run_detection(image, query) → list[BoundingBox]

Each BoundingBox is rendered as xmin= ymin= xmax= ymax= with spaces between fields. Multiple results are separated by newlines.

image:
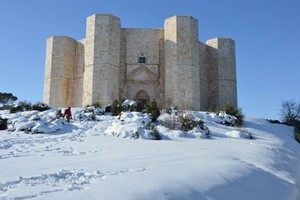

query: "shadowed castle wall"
xmin=72 ymin=40 xmax=85 ymax=107
xmin=206 ymin=38 xmax=237 ymax=109
xmin=199 ymin=42 xmax=208 ymax=111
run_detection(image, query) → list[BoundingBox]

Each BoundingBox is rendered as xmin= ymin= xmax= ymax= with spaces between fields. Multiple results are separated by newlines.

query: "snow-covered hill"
xmin=0 ymin=109 xmax=299 ymax=200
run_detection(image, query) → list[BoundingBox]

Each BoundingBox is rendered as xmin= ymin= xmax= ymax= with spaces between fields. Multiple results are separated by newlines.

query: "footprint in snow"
xmin=0 ymin=168 xmax=146 ymax=199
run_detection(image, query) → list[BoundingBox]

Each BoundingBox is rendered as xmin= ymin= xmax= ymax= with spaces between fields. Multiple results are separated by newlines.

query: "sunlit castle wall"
xmin=82 ymin=14 xmax=121 ymax=107
xmin=43 ymin=14 xmax=237 ymax=111
xmin=164 ymin=16 xmax=200 ymax=110
xmin=121 ymin=28 xmax=164 ymax=106
xmin=43 ymin=36 xmax=76 ymax=107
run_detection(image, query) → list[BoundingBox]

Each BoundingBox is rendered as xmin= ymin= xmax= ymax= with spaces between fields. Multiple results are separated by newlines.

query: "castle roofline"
xmin=47 ymin=36 xmax=76 ymax=41
xmin=87 ymin=13 xmax=120 ymax=21
xmin=165 ymin=15 xmax=198 ymax=21
xmin=122 ymin=28 xmax=163 ymax=31
xmin=206 ymin=37 xmax=235 ymax=45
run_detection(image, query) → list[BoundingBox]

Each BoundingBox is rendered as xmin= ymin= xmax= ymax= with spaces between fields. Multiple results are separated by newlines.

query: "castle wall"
xmin=206 ymin=42 xmax=219 ymax=110
xmin=119 ymin=30 xmax=127 ymax=102
xmin=43 ymin=36 xmax=76 ymax=107
xmin=83 ymin=14 xmax=121 ymax=107
xmin=44 ymin=14 xmax=237 ymax=111
xmin=199 ymin=42 xmax=208 ymax=110
xmin=164 ymin=16 xmax=200 ymax=110
xmin=158 ymin=37 xmax=165 ymax=108
xmin=217 ymin=38 xmax=237 ymax=109
xmin=72 ymin=40 xmax=85 ymax=107
xmin=122 ymin=29 xmax=163 ymax=104
xmin=206 ymin=38 xmax=237 ymax=109
xmin=164 ymin=17 xmax=176 ymax=108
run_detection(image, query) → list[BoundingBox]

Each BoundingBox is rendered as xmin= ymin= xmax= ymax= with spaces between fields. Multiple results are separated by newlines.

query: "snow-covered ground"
xmin=0 ymin=109 xmax=300 ymax=200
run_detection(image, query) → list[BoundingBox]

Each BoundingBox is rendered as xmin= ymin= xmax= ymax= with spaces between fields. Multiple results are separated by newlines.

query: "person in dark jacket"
xmin=64 ymin=107 xmax=72 ymax=122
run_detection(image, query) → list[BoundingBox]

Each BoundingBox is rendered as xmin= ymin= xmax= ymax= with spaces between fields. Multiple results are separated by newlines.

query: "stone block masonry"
xmin=44 ymin=14 xmax=237 ymax=111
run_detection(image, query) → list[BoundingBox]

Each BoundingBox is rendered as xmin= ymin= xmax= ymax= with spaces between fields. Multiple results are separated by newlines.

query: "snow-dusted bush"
xmin=32 ymin=102 xmax=50 ymax=112
xmin=144 ymin=122 xmax=161 ymax=140
xmin=179 ymin=113 xmax=204 ymax=132
xmin=73 ymin=107 xmax=105 ymax=121
xmin=31 ymin=123 xmax=59 ymax=134
xmin=160 ymin=113 xmax=180 ymax=130
xmin=158 ymin=112 xmax=210 ymax=139
xmin=188 ymin=125 xmax=210 ymax=138
xmin=145 ymin=100 xmax=160 ymax=122
xmin=119 ymin=112 xmax=151 ymax=124
xmin=94 ymin=107 xmax=105 ymax=115
xmin=0 ymin=117 xmax=8 ymax=130
xmin=122 ymin=99 xmax=137 ymax=111
xmin=28 ymin=114 xmax=40 ymax=121
xmin=223 ymin=104 xmax=244 ymax=127
xmin=225 ymin=130 xmax=254 ymax=139
xmin=104 ymin=112 xmax=161 ymax=140
xmin=84 ymin=106 xmax=105 ymax=115
xmin=105 ymin=105 xmax=112 ymax=112
xmin=295 ymin=133 xmax=300 ymax=143
xmin=9 ymin=102 xmax=50 ymax=113
xmin=74 ymin=111 xmax=95 ymax=121
xmin=15 ymin=120 xmax=37 ymax=132
xmin=18 ymin=101 xmax=32 ymax=111
xmin=217 ymin=111 xmax=237 ymax=126
xmin=294 ymin=121 xmax=300 ymax=143
xmin=9 ymin=105 xmax=24 ymax=113
xmin=166 ymin=106 xmax=178 ymax=115
xmin=111 ymin=100 xmax=123 ymax=116
xmin=149 ymin=127 xmax=161 ymax=140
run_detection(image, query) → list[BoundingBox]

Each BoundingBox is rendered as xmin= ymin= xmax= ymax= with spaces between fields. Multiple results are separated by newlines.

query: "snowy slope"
xmin=0 ymin=110 xmax=299 ymax=200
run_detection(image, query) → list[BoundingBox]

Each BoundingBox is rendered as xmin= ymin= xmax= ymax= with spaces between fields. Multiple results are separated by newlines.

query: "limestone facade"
xmin=43 ymin=14 xmax=237 ymax=110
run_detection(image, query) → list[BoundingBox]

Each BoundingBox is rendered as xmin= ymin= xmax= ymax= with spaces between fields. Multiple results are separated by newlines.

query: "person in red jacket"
xmin=64 ymin=107 xmax=72 ymax=122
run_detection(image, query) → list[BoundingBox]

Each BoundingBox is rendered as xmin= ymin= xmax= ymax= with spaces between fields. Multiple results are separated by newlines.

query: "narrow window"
xmin=138 ymin=53 xmax=146 ymax=64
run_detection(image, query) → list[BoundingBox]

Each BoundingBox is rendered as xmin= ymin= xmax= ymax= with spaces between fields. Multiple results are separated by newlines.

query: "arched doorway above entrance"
xmin=134 ymin=90 xmax=149 ymax=111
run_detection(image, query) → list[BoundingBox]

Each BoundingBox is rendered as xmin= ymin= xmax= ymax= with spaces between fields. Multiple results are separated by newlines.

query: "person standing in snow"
xmin=64 ymin=107 xmax=72 ymax=122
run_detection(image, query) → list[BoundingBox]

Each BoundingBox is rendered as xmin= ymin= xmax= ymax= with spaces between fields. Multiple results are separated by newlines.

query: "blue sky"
xmin=0 ymin=0 xmax=299 ymax=119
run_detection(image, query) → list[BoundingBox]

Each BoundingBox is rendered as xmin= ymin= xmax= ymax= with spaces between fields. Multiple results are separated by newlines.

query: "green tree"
xmin=223 ymin=103 xmax=244 ymax=127
xmin=0 ymin=92 xmax=18 ymax=108
xmin=111 ymin=100 xmax=123 ymax=116
xmin=145 ymin=100 xmax=160 ymax=122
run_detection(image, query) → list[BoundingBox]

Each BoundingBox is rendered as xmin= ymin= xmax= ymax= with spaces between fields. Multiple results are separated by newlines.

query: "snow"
xmin=0 ymin=109 xmax=300 ymax=199
xmin=122 ymin=99 xmax=137 ymax=108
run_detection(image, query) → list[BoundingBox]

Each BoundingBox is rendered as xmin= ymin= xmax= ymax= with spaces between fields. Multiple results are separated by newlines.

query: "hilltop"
xmin=0 ymin=108 xmax=299 ymax=199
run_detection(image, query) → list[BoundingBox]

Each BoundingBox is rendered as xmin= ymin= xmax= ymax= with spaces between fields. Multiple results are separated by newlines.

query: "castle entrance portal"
xmin=135 ymin=90 xmax=149 ymax=111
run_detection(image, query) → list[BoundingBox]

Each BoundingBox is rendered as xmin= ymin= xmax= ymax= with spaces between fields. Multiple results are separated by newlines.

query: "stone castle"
xmin=44 ymin=14 xmax=237 ymax=110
